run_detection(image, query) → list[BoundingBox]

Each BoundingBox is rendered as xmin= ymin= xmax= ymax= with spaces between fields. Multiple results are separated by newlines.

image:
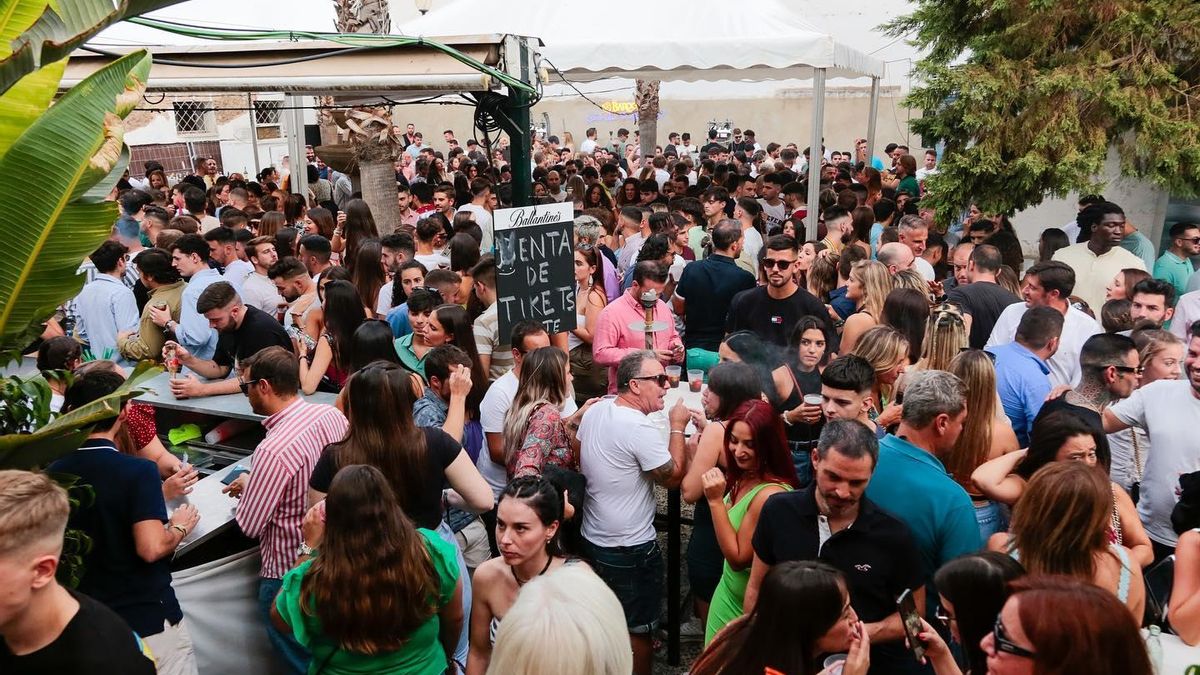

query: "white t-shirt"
xmin=579 ymin=398 xmax=671 ymax=547
xmin=1109 ymin=379 xmax=1200 ymax=546
xmin=223 ymin=259 xmax=253 ymax=293
xmin=738 ymin=227 xmax=764 ymax=278
xmin=478 ymin=370 xmax=577 ymax=498
xmin=457 ymin=203 xmax=494 ymax=253
xmin=579 ymin=138 xmax=598 ymax=155
xmin=757 ymin=199 xmax=788 ymax=233
xmin=414 ymin=252 xmax=451 ymax=272
xmin=986 ymin=302 xmax=1102 ymax=387
xmin=377 ymin=280 xmax=395 ymax=316
xmin=914 ymin=256 xmax=936 ymax=281
xmin=241 ymin=272 xmax=285 ymax=315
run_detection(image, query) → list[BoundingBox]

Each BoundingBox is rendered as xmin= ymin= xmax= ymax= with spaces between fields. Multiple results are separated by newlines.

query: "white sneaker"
xmin=678 ymin=617 xmax=706 ymax=641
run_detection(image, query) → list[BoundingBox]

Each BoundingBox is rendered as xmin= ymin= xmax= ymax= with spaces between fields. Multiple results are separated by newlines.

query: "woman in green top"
xmin=272 ymin=464 xmax=463 ymax=675
xmin=702 ymin=400 xmax=800 ymax=643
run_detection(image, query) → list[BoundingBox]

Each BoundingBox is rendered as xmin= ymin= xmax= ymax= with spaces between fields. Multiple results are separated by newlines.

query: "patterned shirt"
xmin=235 ymin=398 xmax=348 ymax=579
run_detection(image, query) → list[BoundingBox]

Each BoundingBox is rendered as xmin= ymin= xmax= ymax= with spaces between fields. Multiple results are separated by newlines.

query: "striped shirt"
xmin=235 ymin=398 xmax=348 ymax=579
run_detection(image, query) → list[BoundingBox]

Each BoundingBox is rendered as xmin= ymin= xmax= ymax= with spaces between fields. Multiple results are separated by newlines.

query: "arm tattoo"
xmin=649 ymin=458 xmax=677 ymax=485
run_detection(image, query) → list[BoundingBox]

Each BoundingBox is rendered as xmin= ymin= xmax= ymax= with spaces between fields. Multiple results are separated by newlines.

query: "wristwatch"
xmin=297 ymin=542 xmax=315 ymax=557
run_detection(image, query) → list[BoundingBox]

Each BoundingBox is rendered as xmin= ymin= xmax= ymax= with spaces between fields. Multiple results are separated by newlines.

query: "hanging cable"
xmin=540 ymin=57 xmax=634 ymax=117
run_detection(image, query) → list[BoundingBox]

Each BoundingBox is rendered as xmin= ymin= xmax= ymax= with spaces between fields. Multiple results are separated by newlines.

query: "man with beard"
xmin=725 ymin=235 xmax=834 ymax=347
xmin=743 ymin=420 xmax=921 ymax=670
xmin=270 ymin=257 xmax=319 ymax=338
xmin=162 ymin=281 xmax=292 ymax=398
xmin=376 ymin=232 xmax=415 ymax=316
xmin=1105 ymin=321 xmax=1200 ymax=563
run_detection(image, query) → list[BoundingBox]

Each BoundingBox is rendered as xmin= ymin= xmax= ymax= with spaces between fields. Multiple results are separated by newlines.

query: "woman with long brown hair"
xmin=568 ymin=245 xmax=609 ymax=404
xmin=946 ymin=350 xmax=1019 ymax=540
xmin=501 ymin=347 xmax=576 ymax=478
xmin=702 ymin=400 xmax=800 ymax=642
xmin=298 ymin=280 xmax=367 ymax=394
xmin=331 ymin=198 xmax=379 ymax=270
xmin=987 ymin=462 xmax=1145 ymax=619
xmin=351 ymin=238 xmax=387 ymax=317
xmin=274 ymin=463 xmax=464 ymax=674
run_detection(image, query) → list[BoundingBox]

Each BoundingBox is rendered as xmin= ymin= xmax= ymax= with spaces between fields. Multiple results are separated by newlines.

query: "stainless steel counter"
xmin=134 ymin=372 xmax=338 ymax=422
xmin=169 ymin=457 xmax=252 ymax=557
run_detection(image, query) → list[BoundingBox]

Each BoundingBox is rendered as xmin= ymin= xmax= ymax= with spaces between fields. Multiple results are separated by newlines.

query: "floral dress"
xmin=506 ymin=402 xmax=577 ymax=479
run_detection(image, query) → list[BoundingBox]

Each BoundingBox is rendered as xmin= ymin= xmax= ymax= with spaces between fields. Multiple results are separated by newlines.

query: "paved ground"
xmin=651 ymin=487 xmax=704 ymax=674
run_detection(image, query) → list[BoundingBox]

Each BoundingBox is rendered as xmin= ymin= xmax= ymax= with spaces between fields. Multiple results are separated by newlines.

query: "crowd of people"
xmin=3 ymin=121 xmax=1199 ymax=675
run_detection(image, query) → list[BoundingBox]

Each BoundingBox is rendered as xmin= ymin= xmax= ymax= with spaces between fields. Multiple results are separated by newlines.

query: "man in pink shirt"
xmin=593 ymin=261 xmax=684 ymax=392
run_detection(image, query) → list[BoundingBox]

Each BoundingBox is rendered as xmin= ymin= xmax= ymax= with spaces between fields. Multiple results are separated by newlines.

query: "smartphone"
xmin=897 ymin=588 xmax=926 ymax=662
xmin=221 ymin=466 xmax=250 ymax=485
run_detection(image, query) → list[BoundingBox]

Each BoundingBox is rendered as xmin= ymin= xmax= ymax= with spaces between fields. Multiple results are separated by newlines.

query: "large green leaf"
xmin=0 ymin=49 xmax=148 ymax=356
xmin=0 ymin=55 xmax=63 ymax=163
xmin=0 ymin=361 xmax=161 ymax=469
xmin=0 ymin=0 xmax=183 ymax=95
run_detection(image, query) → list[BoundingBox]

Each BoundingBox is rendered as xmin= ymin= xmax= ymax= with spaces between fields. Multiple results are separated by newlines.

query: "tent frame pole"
xmin=806 ymin=68 xmax=826 ymax=241
xmin=866 ymin=76 xmax=880 ymax=168
xmin=284 ymin=93 xmax=307 ymax=193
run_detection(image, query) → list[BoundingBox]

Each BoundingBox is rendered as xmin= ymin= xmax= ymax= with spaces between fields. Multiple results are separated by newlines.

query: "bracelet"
xmin=781 ymin=411 xmax=793 ymax=426
xmin=670 ymin=429 xmax=685 ymax=435
xmin=169 ymin=523 xmax=188 ymax=537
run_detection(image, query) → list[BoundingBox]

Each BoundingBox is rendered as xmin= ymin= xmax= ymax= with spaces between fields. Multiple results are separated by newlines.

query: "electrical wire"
xmin=79 ymin=44 xmax=378 ymax=68
xmin=541 ymin=57 xmax=635 ymax=117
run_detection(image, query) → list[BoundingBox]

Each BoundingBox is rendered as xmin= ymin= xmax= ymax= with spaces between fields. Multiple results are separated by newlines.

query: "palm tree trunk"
xmin=635 ymin=79 xmax=660 ymax=158
xmin=360 ymin=159 xmax=400 ymax=234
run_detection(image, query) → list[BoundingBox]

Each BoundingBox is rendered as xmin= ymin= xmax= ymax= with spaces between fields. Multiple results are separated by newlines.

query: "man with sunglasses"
xmin=162 ymin=281 xmax=293 ymax=399
xmin=579 ymin=350 xmax=693 ymax=675
xmin=220 ymin=347 xmax=347 ymax=674
xmin=1154 ymin=222 xmax=1200 ymax=298
xmin=726 ymin=235 xmax=835 ymax=348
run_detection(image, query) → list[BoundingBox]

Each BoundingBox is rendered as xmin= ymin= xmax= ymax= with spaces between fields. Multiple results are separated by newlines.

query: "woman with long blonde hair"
xmin=917 ymin=304 xmax=969 ymax=372
xmin=849 ymin=325 xmax=908 ymax=428
xmin=987 ymin=462 xmax=1145 ymax=619
xmin=841 ymin=260 xmax=893 ymax=353
xmin=947 ymin=350 xmax=1019 ymax=540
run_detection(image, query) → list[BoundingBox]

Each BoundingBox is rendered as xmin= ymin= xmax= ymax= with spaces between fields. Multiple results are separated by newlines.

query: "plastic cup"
xmin=803 ymin=394 xmax=823 ymax=407
xmin=665 ymin=365 xmax=682 ymax=388
xmin=823 ymin=654 xmax=846 ymax=674
xmin=687 ymin=369 xmax=704 ymax=392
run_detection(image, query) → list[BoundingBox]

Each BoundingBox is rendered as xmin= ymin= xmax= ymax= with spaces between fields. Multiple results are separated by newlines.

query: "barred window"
xmin=173 ymin=101 xmax=214 ymax=135
xmin=254 ymin=100 xmax=283 ymax=126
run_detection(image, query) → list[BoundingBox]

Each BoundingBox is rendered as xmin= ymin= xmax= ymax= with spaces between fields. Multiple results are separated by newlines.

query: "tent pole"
xmin=866 ymin=76 xmax=880 ymax=167
xmin=506 ymin=87 xmax=532 ymax=207
xmin=284 ymin=93 xmax=307 ymax=194
xmin=806 ymin=68 xmax=826 ymax=241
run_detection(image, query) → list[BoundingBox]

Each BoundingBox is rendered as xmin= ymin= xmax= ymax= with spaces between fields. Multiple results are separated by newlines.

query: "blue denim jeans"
xmin=258 ymin=577 xmax=309 ymax=675
xmin=584 ymin=539 xmax=664 ymax=634
xmin=434 ymin=520 xmax=471 ymax=668
xmin=974 ymin=500 xmax=1009 ymax=542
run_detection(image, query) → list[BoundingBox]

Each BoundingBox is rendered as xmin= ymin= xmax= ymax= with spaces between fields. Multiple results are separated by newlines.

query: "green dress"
xmin=704 ymin=482 xmax=791 ymax=643
xmin=274 ymin=528 xmax=459 ymax=674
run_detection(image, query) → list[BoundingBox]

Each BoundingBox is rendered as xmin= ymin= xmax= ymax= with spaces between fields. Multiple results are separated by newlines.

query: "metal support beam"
xmin=499 ymin=36 xmax=534 ymax=207
xmin=283 ymin=93 xmax=308 ymax=195
xmin=247 ymin=93 xmax=261 ymax=178
xmin=866 ymin=76 xmax=880 ymax=169
xmin=805 ymin=68 xmax=826 ymax=241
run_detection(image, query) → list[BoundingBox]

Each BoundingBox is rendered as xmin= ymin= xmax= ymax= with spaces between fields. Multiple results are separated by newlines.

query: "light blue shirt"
xmin=987 ymin=341 xmax=1051 ymax=447
xmin=75 ymin=274 xmax=139 ymax=365
xmin=177 ymin=267 xmax=221 ymax=361
xmin=1120 ymin=231 xmax=1157 ymax=271
xmin=865 ymin=434 xmax=983 ymax=588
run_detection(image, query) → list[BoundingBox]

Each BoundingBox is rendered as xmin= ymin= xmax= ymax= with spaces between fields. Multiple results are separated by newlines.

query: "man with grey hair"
xmin=673 ymin=219 xmax=755 ymax=371
xmin=898 ymin=214 xmax=936 ymax=281
xmin=574 ymin=214 xmax=620 ymax=301
xmin=865 ymin=370 xmax=981 ymax=611
xmin=744 ymin=419 xmax=921 ymax=668
xmin=876 ymin=241 xmax=915 ymax=276
xmin=578 ymin=349 xmax=693 ymax=675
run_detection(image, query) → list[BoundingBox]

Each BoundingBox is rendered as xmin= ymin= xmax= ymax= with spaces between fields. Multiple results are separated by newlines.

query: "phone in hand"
xmin=898 ymin=588 xmax=926 ymax=662
xmin=221 ymin=466 xmax=250 ymax=486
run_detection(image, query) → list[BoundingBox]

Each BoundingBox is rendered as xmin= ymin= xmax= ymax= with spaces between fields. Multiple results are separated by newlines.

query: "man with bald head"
xmin=947 ymin=242 xmax=975 ymax=290
xmin=545 ymin=170 xmax=567 ymax=203
xmin=877 ymin=242 xmax=915 ymax=276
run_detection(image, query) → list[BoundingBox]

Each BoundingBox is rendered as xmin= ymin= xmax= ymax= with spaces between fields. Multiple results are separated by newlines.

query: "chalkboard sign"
xmin=494 ymin=202 xmax=577 ymax=338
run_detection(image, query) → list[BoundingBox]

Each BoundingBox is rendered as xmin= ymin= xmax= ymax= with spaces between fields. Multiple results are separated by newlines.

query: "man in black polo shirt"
xmin=745 ymin=420 xmax=923 ymax=673
xmin=945 ymin=244 xmax=1020 ymax=349
xmin=673 ymin=220 xmax=756 ymax=372
xmin=165 ymin=281 xmax=294 ymax=398
xmin=726 ymin=234 xmax=836 ymax=348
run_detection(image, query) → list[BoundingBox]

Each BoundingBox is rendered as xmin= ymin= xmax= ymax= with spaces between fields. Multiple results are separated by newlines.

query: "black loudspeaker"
xmin=304 ymin=124 xmax=322 ymax=148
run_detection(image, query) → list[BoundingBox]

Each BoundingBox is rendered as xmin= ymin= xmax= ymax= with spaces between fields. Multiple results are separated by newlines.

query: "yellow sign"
xmin=600 ymin=100 xmax=638 ymax=114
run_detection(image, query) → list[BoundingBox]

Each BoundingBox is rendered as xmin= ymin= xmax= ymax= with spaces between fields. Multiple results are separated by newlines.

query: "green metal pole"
xmin=507 ymin=86 xmax=532 ymax=207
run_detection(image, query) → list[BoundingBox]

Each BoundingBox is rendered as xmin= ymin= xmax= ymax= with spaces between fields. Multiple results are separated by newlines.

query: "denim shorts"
xmin=584 ymin=539 xmax=664 ymax=634
xmin=974 ymin=500 xmax=1009 ymax=542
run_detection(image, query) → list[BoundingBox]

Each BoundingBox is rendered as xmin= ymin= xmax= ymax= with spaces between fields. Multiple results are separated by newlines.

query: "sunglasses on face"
xmin=993 ymin=615 xmax=1037 ymax=659
xmin=239 ymin=378 xmax=264 ymax=395
xmin=762 ymin=258 xmax=796 ymax=270
xmin=630 ymin=374 xmax=670 ymax=388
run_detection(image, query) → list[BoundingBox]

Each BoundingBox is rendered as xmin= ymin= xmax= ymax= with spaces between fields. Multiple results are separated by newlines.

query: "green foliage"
xmin=47 ymin=471 xmax=94 ymax=587
xmin=890 ymin=0 xmax=1200 ymax=225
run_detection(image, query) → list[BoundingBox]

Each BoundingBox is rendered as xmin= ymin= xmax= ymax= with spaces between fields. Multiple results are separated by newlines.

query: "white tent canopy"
xmin=398 ymin=0 xmax=885 ymax=82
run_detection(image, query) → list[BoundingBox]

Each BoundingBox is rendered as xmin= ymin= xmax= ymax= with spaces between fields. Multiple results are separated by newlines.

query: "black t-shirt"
xmin=1035 ymin=397 xmax=1103 ymax=433
xmin=309 ymin=427 xmax=462 ymax=530
xmin=675 ymin=254 xmax=756 ymax=350
xmin=726 ymin=285 xmax=837 ymax=350
xmin=946 ymin=281 xmax=1020 ymax=349
xmin=47 ymin=441 xmax=180 ymax=637
xmin=700 ymin=142 xmax=726 ymax=156
xmin=0 ymin=590 xmax=156 ymax=674
xmin=213 ymin=305 xmax=294 ymax=368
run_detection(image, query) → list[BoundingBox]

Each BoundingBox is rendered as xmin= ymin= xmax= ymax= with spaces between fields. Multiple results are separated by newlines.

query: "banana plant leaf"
xmin=0 ymin=49 xmax=149 ymax=361
xmin=0 ymin=0 xmax=183 ymax=95
xmin=0 ymin=360 xmax=161 ymax=468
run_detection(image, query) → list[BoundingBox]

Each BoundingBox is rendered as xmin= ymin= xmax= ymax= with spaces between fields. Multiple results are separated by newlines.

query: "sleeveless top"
xmin=1008 ymin=539 xmax=1133 ymax=603
xmin=488 ymin=557 xmax=582 ymax=645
